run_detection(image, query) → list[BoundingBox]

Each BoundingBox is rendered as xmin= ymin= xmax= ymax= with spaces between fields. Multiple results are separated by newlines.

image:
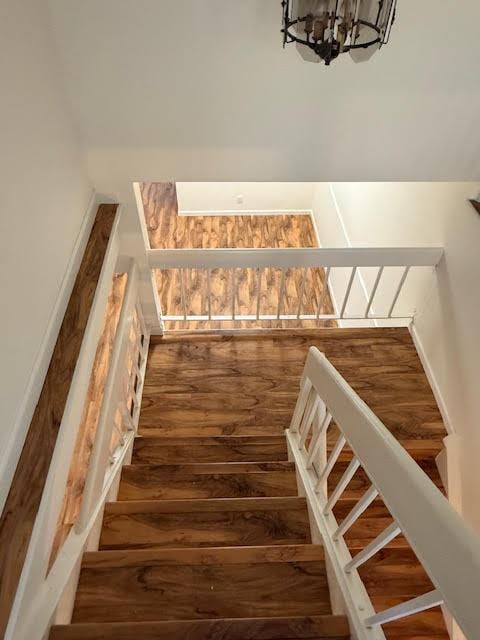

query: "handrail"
xmin=148 ymin=246 xmax=444 ymax=325
xmin=148 ymin=246 xmax=444 ymax=269
xmin=7 ymin=257 xmax=150 ymax=640
xmin=288 ymin=347 xmax=480 ymax=639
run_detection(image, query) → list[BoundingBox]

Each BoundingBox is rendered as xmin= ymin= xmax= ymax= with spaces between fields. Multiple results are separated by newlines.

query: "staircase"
xmin=50 ymin=436 xmax=350 ymax=639
xmin=50 ymin=328 xmax=452 ymax=640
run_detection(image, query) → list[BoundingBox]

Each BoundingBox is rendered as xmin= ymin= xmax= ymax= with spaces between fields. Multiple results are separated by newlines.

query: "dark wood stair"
xmin=51 ymin=615 xmax=350 ymax=640
xmin=99 ymin=497 xmax=311 ymax=549
xmin=51 ymin=329 xmax=453 ymax=640
xmin=118 ymin=461 xmax=298 ymax=500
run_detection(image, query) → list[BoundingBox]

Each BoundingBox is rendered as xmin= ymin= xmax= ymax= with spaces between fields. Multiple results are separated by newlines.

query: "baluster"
xmin=345 ymin=521 xmax=401 ymax=573
xmin=333 ymin=484 xmax=379 ymax=540
xmin=323 ymin=456 xmax=360 ymax=514
xmin=180 ymin=268 xmax=187 ymax=320
xmin=277 ymin=268 xmax=286 ymax=319
xmin=315 ymin=433 xmax=346 ymax=492
xmin=316 ymin=267 xmax=331 ymax=318
xmin=297 ymin=267 xmax=307 ymax=319
xmin=290 ymin=378 xmax=313 ymax=432
xmin=365 ymin=590 xmax=443 ymax=628
xmin=340 ymin=266 xmax=357 ymax=318
xmin=365 ymin=266 xmax=384 ymax=318
xmin=207 ymin=268 xmax=212 ymax=319
xmin=299 ymin=397 xmax=322 ymax=449
xmin=256 ymin=267 xmax=262 ymax=320
xmin=388 ymin=266 xmax=410 ymax=318
xmin=306 ymin=411 xmax=332 ymax=468
xmin=232 ymin=268 xmax=236 ymax=320
xmin=298 ymin=387 xmax=319 ymax=437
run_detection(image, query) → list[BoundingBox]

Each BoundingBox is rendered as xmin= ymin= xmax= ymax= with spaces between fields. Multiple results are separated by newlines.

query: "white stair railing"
xmin=147 ymin=246 xmax=443 ymax=324
xmin=6 ymin=256 xmax=150 ymax=640
xmin=287 ymin=347 xmax=480 ymax=640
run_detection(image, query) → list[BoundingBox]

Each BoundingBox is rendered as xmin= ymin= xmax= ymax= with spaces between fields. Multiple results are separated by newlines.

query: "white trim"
xmin=328 ymin=183 xmax=378 ymax=326
xmin=408 ymin=321 xmax=455 ymax=435
xmin=287 ymin=431 xmax=386 ymax=640
xmin=0 ymin=190 xmax=105 ymax=515
xmin=178 ymin=208 xmax=314 ymax=216
xmin=147 ymin=247 xmax=444 ymax=270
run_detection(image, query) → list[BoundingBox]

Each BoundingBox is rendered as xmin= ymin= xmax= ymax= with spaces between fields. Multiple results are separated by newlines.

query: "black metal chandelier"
xmin=281 ymin=0 xmax=397 ymax=66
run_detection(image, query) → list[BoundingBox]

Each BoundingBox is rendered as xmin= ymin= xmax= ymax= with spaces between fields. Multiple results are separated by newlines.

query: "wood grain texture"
xmin=50 ymin=615 xmax=350 ymax=640
xmin=118 ymin=464 xmax=298 ymax=500
xmin=138 ymin=329 xmax=447 ymax=639
xmin=50 ymin=272 xmax=127 ymax=564
xmin=73 ymin=545 xmax=329 ymax=623
xmin=0 ymin=204 xmax=118 ymax=637
xmin=132 ymin=435 xmax=289 ymax=464
xmin=140 ymin=182 xmax=336 ymax=330
xmin=99 ymin=497 xmax=311 ymax=550
xmin=141 ymin=329 xmax=445 ymax=445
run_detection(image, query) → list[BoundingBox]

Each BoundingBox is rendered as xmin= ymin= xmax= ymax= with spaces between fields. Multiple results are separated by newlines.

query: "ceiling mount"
xmin=281 ymin=0 xmax=397 ymax=66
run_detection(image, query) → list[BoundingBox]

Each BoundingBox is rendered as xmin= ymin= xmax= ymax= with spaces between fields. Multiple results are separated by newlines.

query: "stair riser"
xmin=100 ymin=509 xmax=311 ymax=550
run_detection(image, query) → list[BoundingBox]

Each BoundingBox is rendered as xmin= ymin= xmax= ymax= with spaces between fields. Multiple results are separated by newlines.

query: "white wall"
xmin=0 ymin=2 xmax=91 ymax=499
xmin=176 ymin=182 xmax=314 ymax=214
xmin=47 ymin=0 xmax=480 ymax=197
xmin=317 ymin=182 xmax=480 ymax=532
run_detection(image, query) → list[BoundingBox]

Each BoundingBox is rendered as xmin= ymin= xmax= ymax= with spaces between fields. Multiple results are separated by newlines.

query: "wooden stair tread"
xmin=73 ymin=545 xmax=330 ymax=623
xmin=100 ymin=498 xmax=311 ymax=550
xmin=139 ymin=424 xmax=287 ymax=437
xmin=119 ymin=464 xmax=297 ymax=500
xmin=51 ymin=615 xmax=350 ymax=640
xmin=132 ymin=435 xmax=289 ymax=464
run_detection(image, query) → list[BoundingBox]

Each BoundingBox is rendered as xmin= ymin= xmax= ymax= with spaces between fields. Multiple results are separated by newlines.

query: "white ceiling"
xmin=48 ymin=0 xmax=480 ymax=182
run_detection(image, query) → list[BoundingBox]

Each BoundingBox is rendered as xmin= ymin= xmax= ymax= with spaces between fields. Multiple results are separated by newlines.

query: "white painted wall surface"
xmin=321 ymin=182 xmax=480 ymax=532
xmin=176 ymin=182 xmax=314 ymax=214
xmin=0 ymin=2 xmax=91 ymax=499
xmin=47 ymin=0 xmax=480 ymax=197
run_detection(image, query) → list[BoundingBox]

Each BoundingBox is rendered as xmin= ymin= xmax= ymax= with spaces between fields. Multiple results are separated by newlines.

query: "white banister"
xmin=340 ymin=266 xmax=357 ymax=318
xmin=149 ymin=247 xmax=443 ymax=326
xmin=333 ymin=485 xmax=379 ymax=540
xmin=287 ymin=347 xmax=480 ymax=640
xmin=148 ymin=247 xmax=444 ymax=269
xmin=324 ymin=456 xmax=360 ymax=514
xmin=76 ymin=260 xmax=139 ymax=532
xmin=366 ymin=589 xmax=444 ymax=627
xmin=345 ymin=521 xmax=402 ymax=573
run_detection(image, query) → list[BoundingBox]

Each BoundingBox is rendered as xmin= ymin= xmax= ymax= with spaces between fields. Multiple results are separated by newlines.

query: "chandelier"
xmin=281 ymin=0 xmax=397 ymax=65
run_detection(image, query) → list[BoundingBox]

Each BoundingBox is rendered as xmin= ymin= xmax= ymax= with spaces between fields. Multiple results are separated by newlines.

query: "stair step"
xmin=132 ymin=436 xmax=289 ymax=464
xmin=119 ymin=463 xmax=297 ymax=500
xmin=100 ymin=497 xmax=311 ymax=550
xmin=51 ymin=615 xmax=350 ymax=640
xmin=73 ymin=545 xmax=330 ymax=623
xmin=139 ymin=424 xmax=286 ymax=437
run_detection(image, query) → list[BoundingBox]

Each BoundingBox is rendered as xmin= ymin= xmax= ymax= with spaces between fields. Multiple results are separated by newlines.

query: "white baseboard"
xmin=0 ymin=190 xmax=105 ymax=515
xmin=409 ymin=321 xmax=454 ymax=435
xmin=178 ymin=208 xmax=314 ymax=217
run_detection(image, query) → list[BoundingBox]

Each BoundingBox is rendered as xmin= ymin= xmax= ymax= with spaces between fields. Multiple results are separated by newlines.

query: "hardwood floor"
xmin=140 ymin=182 xmax=336 ymax=330
xmin=51 ymin=327 xmax=448 ymax=640
xmin=0 ymin=204 xmax=118 ymax=638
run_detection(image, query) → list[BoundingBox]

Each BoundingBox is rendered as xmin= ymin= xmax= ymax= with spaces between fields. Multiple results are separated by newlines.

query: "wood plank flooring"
xmin=0 ymin=204 xmax=118 ymax=638
xmin=140 ymin=182 xmax=336 ymax=330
